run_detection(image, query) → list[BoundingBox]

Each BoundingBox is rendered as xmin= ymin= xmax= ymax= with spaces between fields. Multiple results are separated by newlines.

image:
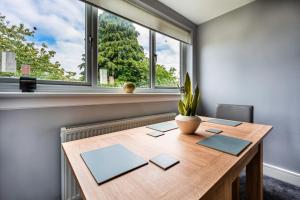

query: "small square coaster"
xmin=206 ymin=128 xmax=222 ymax=134
xmin=150 ymin=154 xmax=180 ymax=170
xmin=147 ymin=131 xmax=165 ymax=138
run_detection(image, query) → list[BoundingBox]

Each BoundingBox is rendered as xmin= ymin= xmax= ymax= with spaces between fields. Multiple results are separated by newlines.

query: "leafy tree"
xmin=97 ymin=11 xmax=177 ymax=87
xmin=0 ymin=14 xmax=75 ymax=80
xmin=156 ymin=64 xmax=178 ymax=86
xmin=98 ymin=12 xmax=149 ymax=87
xmin=78 ymin=53 xmax=86 ymax=81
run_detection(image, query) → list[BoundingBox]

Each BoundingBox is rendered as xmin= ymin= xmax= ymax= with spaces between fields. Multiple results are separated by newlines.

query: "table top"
xmin=62 ymin=117 xmax=272 ymax=200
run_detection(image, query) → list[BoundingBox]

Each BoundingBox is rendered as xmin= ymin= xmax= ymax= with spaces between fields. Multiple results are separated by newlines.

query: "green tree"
xmin=0 ymin=14 xmax=75 ymax=80
xmin=156 ymin=64 xmax=178 ymax=86
xmin=78 ymin=53 xmax=86 ymax=81
xmin=97 ymin=11 xmax=178 ymax=87
xmin=98 ymin=11 xmax=149 ymax=87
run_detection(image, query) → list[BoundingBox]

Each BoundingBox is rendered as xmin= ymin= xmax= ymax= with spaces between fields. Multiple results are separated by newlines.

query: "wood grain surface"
xmin=62 ymin=117 xmax=272 ymax=200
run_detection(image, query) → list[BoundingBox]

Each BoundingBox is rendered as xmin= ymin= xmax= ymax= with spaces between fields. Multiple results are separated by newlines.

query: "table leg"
xmin=246 ymin=142 xmax=263 ymax=200
xmin=202 ymin=178 xmax=232 ymax=200
xmin=232 ymin=176 xmax=240 ymax=200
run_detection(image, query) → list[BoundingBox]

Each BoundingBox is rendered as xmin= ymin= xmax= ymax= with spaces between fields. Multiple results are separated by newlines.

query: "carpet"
xmin=239 ymin=175 xmax=300 ymax=200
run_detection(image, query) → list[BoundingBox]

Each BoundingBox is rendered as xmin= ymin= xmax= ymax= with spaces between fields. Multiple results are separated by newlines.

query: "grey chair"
xmin=215 ymin=104 xmax=254 ymax=199
xmin=216 ymin=104 xmax=254 ymax=123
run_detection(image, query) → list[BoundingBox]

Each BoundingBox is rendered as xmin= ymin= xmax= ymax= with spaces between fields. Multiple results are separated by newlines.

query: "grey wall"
xmin=197 ymin=0 xmax=300 ymax=173
xmin=0 ymin=102 xmax=177 ymax=200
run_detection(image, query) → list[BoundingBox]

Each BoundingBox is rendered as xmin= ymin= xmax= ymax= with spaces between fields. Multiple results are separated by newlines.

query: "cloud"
xmin=134 ymin=24 xmax=150 ymax=58
xmin=134 ymin=24 xmax=180 ymax=77
xmin=0 ymin=0 xmax=85 ymax=76
xmin=156 ymin=33 xmax=180 ymax=76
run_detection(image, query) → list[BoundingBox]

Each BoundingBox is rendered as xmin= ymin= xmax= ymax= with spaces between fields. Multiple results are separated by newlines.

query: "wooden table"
xmin=62 ymin=117 xmax=272 ymax=200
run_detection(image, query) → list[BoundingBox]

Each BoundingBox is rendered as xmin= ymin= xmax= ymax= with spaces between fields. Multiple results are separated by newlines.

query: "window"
xmin=0 ymin=0 xmax=186 ymax=90
xmin=97 ymin=9 xmax=150 ymax=88
xmin=0 ymin=0 xmax=86 ymax=82
xmin=155 ymin=32 xmax=180 ymax=87
xmin=96 ymin=8 xmax=182 ymax=88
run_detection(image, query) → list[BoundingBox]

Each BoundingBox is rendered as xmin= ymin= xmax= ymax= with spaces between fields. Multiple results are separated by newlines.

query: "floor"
xmin=240 ymin=175 xmax=300 ymax=200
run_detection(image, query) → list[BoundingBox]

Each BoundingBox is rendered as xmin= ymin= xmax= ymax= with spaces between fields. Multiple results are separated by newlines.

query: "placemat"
xmin=207 ymin=118 xmax=242 ymax=127
xmin=81 ymin=144 xmax=148 ymax=184
xmin=147 ymin=122 xmax=178 ymax=132
xmin=197 ymin=135 xmax=252 ymax=156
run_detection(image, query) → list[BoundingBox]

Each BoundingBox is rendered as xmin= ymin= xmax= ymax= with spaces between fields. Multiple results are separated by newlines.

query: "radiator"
xmin=60 ymin=112 xmax=176 ymax=200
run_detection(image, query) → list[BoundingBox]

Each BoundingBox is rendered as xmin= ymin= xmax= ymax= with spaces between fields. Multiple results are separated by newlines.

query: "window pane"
xmin=0 ymin=0 xmax=86 ymax=82
xmin=155 ymin=32 xmax=180 ymax=87
xmin=97 ymin=9 xmax=150 ymax=88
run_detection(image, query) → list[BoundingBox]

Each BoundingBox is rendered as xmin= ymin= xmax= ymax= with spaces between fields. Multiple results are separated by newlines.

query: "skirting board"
xmin=263 ymin=163 xmax=300 ymax=187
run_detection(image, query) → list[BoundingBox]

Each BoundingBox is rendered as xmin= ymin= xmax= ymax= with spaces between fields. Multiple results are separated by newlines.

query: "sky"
xmin=0 ymin=0 xmax=180 ymax=79
xmin=134 ymin=24 xmax=180 ymax=77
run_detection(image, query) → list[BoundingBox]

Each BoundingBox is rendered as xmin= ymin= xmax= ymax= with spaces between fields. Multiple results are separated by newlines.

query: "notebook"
xmin=81 ymin=144 xmax=148 ymax=184
xmin=197 ymin=135 xmax=252 ymax=156
xmin=147 ymin=122 xmax=178 ymax=132
xmin=207 ymin=118 xmax=242 ymax=127
xmin=150 ymin=154 xmax=180 ymax=170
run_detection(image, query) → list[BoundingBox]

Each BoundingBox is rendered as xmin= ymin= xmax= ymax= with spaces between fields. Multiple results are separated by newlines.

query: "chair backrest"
xmin=216 ymin=104 xmax=254 ymax=123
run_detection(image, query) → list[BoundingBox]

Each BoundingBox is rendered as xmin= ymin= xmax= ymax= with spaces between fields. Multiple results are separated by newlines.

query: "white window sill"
xmin=0 ymin=92 xmax=180 ymax=110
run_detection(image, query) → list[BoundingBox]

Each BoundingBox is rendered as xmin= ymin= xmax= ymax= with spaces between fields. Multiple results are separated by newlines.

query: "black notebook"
xmin=147 ymin=122 xmax=178 ymax=132
xmin=81 ymin=144 xmax=148 ymax=184
xmin=197 ymin=135 xmax=252 ymax=156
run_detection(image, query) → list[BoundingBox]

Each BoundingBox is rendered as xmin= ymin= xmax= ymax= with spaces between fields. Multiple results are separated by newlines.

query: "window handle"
xmin=154 ymin=53 xmax=157 ymax=64
xmin=88 ymin=35 xmax=93 ymax=48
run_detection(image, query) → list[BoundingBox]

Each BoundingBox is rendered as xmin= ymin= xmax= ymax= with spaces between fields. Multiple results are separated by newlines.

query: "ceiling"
xmin=158 ymin=0 xmax=255 ymax=25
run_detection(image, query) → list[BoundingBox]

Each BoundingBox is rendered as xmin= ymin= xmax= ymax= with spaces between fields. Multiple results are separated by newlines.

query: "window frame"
xmin=0 ymin=3 xmax=186 ymax=93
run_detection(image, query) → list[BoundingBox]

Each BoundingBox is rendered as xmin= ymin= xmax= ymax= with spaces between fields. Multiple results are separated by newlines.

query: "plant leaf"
xmin=184 ymin=72 xmax=191 ymax=96
xmin=178 ymin=72 xmax=197 ymax=116
xmin=185 ymin=106 xmax=191 ymax=116
xmin=191 ymin=84 xmax=200 ymax=116
xmin=178 ymin=100 xmax=186 ymax=115
xmin=183 ymin=72 xmax=192 ymax=108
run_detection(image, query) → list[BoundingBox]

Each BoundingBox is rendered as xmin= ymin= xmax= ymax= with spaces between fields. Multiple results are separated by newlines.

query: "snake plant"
xmin=178 ymin=72 xmax=200 ymax=116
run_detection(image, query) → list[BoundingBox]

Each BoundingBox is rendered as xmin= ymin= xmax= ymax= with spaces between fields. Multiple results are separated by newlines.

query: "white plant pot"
xmin=175 ymin=115 xmax=201 ymax=134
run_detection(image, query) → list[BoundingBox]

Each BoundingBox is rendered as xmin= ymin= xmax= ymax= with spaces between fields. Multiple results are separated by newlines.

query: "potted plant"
xmin=175 ymin=72 xmax=201 ymax=134
xmin=123 ymin=82 xmax=136 ymax=93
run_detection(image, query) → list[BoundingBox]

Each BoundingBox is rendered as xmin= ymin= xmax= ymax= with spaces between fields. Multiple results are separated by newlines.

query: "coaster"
xmin=147 ymin=131 xmax=165 ymax=138
xmin=150 ymin=154 xmax=180 ymax=170
xmin=206 ymin=128 xmax=222 ymax=134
